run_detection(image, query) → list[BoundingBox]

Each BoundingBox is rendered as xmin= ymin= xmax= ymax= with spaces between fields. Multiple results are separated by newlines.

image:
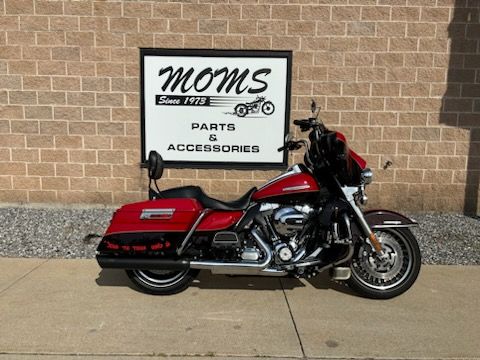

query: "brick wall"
xmin=0 ymin=0 xmax=478 ymax=213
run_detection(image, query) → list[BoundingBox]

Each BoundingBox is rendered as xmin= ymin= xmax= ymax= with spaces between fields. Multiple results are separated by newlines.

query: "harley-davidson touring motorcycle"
xmin=97 ymin=103 xmax=421 ymax=299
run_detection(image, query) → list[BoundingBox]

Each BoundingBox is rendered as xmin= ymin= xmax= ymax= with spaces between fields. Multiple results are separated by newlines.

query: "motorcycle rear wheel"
xmin=126 ymin=268 xmax=199 ymax=295
xmin=347 ymin=228 xmax=421 ymax=299
xmin=235 ymin=104 xmax=248 ymax=117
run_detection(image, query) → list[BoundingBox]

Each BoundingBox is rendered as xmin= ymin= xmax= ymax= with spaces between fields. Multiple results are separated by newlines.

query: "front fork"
xmin=342 ymin=186 xmax=385 ymax=256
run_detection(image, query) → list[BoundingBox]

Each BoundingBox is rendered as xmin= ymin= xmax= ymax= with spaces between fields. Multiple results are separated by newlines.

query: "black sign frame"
xmin=140 ymin=48 xmax=292 ymax=170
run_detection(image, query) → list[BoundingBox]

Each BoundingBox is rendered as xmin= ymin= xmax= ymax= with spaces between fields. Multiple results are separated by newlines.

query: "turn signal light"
xmin=361 ymin=168 xmax=373 ymax=185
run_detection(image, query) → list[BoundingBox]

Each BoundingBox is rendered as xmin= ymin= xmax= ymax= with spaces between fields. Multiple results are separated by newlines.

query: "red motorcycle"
xmin=97 ymin=102 xmax=421 ymax=299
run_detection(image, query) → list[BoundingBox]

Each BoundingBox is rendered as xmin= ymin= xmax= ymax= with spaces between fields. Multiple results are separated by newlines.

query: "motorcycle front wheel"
xmin=261 ymin=101 xmax=275 ymax=115
xmin=126 ymin=268 xmax=199 ymax=295
xmin=347 ymin=228 xmax=421 ymax=299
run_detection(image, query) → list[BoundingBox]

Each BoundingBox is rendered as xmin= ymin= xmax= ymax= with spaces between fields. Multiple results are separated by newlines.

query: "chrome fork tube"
xmin=342 ymin=185 xmax=385 ymax=256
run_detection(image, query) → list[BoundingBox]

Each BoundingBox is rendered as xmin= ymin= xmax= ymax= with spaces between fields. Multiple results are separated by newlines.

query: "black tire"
xmin=347 ymin=228 xmax=421 ymax=299
xmin=261 ymin=101 xmax=275 ymax=115
xmin=235 ymin=104 xmax=248 ymax=117
xmin=126 ymin=268 xmax=199 ymax=295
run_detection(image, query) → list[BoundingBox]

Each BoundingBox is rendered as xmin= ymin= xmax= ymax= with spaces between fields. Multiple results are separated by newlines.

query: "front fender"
xmin=364 ymin=210 xmax=418 ymax=229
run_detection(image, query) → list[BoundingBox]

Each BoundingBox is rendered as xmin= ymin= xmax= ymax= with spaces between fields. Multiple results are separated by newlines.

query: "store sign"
xmin=141 ymin=49 xmax=292 ymax=169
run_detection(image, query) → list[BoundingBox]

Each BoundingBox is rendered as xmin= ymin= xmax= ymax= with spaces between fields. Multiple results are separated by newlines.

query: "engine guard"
xmin=364 ymin=210 xmax=418 ymax=229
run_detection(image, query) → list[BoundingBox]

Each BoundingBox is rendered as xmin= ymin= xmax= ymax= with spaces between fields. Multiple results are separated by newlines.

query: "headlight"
xmin=361 ymin=168 xmax=373 ymax=185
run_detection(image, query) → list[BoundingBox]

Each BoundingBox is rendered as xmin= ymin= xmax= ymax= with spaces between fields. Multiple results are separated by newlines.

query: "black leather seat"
xmin=150 ymin=186 xmax=257 ymax=211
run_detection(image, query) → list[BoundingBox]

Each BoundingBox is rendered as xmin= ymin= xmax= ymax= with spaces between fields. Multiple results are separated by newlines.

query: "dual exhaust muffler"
xmin=97 ymin=228 xmax=286 ymax=276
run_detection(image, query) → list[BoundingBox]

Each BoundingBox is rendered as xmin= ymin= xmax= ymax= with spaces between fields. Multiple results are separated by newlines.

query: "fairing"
xmin=335 ymin=132 xmax=366 ymax=170
xmin=333 ymin=131 xmax=366 ymax=185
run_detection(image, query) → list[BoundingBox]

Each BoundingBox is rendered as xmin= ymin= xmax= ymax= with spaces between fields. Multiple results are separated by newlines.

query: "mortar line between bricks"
xmin=280 ymin=278 xmax=306 ymax=359
xmin=0 ymin=259 xmax=50 ymax=297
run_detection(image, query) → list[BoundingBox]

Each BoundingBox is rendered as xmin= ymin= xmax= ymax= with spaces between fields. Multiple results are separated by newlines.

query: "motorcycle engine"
xmin=270 ymin=205 xmax=313 ymax=262
xmin=273 ymin=206 xmax=310 ymax=237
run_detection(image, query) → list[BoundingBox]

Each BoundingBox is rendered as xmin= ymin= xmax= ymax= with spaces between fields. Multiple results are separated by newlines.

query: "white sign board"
xmin=141 ymin=49 xmax=292 ymax=169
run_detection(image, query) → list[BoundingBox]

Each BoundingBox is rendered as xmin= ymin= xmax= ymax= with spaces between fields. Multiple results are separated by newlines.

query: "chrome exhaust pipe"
xmin=190 ymin=228 xmax=285 ymax=276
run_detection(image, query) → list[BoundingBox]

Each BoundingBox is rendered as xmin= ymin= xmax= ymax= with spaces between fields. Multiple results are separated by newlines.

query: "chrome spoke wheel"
xmin=133 ymin=269 xmax=188 ymax=288
xmin=351 ymin=229 xmax=413 ymax=291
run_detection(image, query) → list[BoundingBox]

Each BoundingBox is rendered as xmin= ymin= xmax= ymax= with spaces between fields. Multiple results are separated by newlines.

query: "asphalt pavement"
xmin=0 ymin=259 xmax=479 ymax=359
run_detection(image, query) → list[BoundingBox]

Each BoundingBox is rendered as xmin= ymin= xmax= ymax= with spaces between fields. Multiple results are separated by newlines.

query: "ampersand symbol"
xmin=209 ymin=134 xmax=217 ymax=142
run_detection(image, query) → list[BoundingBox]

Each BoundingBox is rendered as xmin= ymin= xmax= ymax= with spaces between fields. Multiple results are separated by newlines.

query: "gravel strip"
xmin=0 ymin=207 xmax=112 ymax=259
xmin=409 ymin=213 xmax=480 ymax=265
xmin=0 ymin=207 xmax=479 ymax=265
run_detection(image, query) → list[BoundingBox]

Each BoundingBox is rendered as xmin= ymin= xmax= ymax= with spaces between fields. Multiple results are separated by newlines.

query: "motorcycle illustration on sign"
xmin=234 ymin=96 xmax=275 ymax=117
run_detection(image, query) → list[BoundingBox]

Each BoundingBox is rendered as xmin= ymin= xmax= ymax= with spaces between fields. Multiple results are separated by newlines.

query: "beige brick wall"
xmin=0 ymin=0 xmax=478 ymax=213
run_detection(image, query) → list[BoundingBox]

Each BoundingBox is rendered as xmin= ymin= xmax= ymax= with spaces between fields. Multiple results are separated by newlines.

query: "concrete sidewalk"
xmin=0 ymin=259 xmax=478 ymax=360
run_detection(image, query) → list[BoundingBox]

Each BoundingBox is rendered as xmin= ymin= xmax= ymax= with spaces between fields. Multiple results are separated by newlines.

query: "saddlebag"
xmin=97 ymin=198 xmax=203 ymax=256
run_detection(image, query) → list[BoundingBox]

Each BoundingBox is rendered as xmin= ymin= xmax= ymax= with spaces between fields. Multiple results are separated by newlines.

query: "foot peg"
xmin=330 ymin=267 xmax=351 ymax=280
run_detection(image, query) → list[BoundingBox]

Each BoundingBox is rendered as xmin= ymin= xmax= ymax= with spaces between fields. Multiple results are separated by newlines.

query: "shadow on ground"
xmin=95 ymin=269 xmax=358 ymax=297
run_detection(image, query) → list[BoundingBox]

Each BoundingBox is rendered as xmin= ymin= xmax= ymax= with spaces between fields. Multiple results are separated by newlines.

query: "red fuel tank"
xmin=252 ymin=165 xmax=319 ymax=202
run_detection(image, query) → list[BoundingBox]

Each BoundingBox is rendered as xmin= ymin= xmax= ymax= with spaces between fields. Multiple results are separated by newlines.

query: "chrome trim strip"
xmin=282 ymin=184 xmax=310 ymax=192
xmin=372 ymin=224 xmax=419 ymax=229
xmin=176 ymin=209 xmax=210 ymax=255
xmin=140 ymin=208 xmax=175 ymax=220
xmin=257 ymin=164 xmax=302 ymax=190
xmin=259 ymin=203 xmax=280 ymax=212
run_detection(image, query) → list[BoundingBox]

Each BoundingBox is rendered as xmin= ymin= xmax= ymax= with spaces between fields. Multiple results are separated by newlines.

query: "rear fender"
xmin=364 ymin=210 xmax=418 ymax=229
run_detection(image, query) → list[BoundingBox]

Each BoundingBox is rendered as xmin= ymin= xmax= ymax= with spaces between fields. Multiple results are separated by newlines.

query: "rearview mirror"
xmin=311 ymin=99 xmax=317 ymax=114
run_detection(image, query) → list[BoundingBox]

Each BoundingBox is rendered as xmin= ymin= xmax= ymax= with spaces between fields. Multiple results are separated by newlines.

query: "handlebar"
xmin=293 ymin=119 xmax=308 ymax=126
xmin=293 ymin=118 xmax=320 ymax=132
xmin=277 ymin=140 xmax=304 ymax=152
xmin=278 ymin=117 xmax=325 ymax=152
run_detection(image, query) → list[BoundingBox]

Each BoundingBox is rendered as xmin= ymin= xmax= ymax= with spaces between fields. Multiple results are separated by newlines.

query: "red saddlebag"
xmin=97 ymin=199 xmax=203 ymax=255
